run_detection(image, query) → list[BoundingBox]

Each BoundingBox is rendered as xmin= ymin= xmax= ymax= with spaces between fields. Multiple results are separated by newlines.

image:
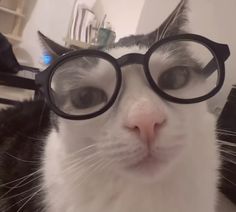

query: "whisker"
xmin=63 ymin=144 xmax=97 ymax=161
xmin=217 ymin=140 xmax=236 ymax=147
xmin=0 ymin=169 xmax=41 ymax=188
xmin=220 ymin=149 xmax=236 ymax=157
xmin=8 ymin=175 xmax=42 ymax=189
xmin=65 ymin=155 xmax=103 ymax=178
xmin=3 ymin=188 xmax=42 ymax=212
xmin=217 ymin=132 xmax=236 ymax=137
xmin=48 ymin=159 xmax=109 ymax=209
xmin=68 ymin=158 xmax=109 ymax=188
xmin=63 ymin=151 xmax=100 ymax=170
xmin=221 ymin=156 xmax=236 ymax=165
xmin=217 ymin=129 xmax=236 ymax=135
xmin=16 ymin=189 xmax=41 ymax=212
xmin=1 ymin=185 xmax=41 ymax=201
xmin=0 ymin=170 xmax=41 ymax=199
xmin=4 ymin=152 xmax=39 ymax=164
xmin=221 ymin=166 xmax=236 ymax=174
xmin=67 ymin=156 xmax=107 ymax=182
xmin=49 ymin=158 xmax=114 ymax=209
xmin=222 ymin=175 xmax=236 ymax=187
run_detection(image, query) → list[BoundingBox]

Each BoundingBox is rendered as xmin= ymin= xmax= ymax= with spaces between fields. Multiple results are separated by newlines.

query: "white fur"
xmin=42 ymin=46 xmax=220 ymax=212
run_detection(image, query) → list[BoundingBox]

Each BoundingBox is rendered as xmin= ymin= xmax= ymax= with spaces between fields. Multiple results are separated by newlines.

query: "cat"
xmin=0 ymin=0 xmax=235 ymax=211
xmin=40 ymin=1 xmax=224 ymax=212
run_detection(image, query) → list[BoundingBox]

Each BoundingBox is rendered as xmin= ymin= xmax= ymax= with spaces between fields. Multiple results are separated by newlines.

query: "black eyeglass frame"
xmin=35 ymin=34 xmax=230 ymax=120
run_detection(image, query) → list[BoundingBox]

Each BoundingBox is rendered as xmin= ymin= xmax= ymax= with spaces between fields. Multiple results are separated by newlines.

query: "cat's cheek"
xmin=54 ymin=108 xmax=118 ymax=156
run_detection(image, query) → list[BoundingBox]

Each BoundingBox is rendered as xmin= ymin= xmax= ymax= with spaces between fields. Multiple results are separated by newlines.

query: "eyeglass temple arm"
xmin=202 ymin=44 xmax=230 ymax=77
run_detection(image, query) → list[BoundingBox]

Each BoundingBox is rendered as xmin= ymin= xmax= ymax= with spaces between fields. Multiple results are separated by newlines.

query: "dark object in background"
xmin=0 ymin=100 xmax=50 ymax=211
xmin=0 ymin=33 xmax=39 ymax=106
xmin=218 ymin=85 xmax=236 ymax=205
xmin=0 ymin=33 xmax=39 ymax=74
xmin=0 ymin=33 xmax=21 ymax=73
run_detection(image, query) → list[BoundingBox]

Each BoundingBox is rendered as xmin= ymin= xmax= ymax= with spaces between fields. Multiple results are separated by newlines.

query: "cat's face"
xmin=52 ymin=0 xmax=217 ymax=183
xmin=58 ymin=43 xmax=214 ymax=183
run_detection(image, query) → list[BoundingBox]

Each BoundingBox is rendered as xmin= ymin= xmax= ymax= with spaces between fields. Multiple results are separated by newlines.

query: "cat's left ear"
xmin=38 ymin=31 xmax=88 ymax=64
xmin=151 ymin=0 xmax=188 ymax=41
xmin=38 ymin=31 xmax=72 ymax=58
xmin=116 ymin=0 xmax=188 ymax=48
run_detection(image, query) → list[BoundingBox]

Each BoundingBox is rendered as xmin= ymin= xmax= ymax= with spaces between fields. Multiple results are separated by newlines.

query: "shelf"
xmin=0 ymin=6 xmax=24 ymax=18
xmin=64 ymin=38 xmax=93 ymax=49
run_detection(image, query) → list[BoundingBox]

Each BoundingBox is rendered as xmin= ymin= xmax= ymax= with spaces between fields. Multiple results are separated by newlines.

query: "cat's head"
xmin=52 ymin=0 xmax=217 ymax=183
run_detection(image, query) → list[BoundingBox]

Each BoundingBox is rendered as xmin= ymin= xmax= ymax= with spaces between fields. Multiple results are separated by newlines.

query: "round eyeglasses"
xmin=35 ymin=34 xmax=230 ymax=120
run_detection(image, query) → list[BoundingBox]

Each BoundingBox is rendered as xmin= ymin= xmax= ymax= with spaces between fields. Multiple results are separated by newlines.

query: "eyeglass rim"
xmin=144 ymin=33 xmax=228 ymax=104
xmin=39 ymin=52 xmax=122 ymax=120
xmin=35 ymin=33 xmax=230 ymax=120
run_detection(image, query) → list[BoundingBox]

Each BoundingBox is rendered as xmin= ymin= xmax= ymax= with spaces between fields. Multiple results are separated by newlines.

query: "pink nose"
xmin=125 ymin=101 xmax=166 ymax=145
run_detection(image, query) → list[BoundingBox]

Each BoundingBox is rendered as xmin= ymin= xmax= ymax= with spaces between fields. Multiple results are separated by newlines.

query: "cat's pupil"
xmin=158 ymin=66 xmax=190 ymax=90
xmin=70 ymin=87 xmax=107 ymax=109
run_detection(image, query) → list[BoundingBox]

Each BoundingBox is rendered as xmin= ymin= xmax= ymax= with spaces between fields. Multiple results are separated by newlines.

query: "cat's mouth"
xmin=125 ymin=146 xmax=184 ymax=176
xmin=128 ymin=155 xmax=161 ymax=170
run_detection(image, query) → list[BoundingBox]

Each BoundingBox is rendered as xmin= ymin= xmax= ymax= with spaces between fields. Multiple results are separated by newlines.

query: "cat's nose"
xmin=124 ymin=99 xmax=166 ymax=145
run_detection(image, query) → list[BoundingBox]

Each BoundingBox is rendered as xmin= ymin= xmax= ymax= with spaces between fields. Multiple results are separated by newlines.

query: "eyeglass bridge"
xmin=117 ymin=53 xmax=145 ymax=66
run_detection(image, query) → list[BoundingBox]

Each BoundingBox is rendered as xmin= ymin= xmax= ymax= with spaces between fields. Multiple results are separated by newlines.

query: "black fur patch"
xmin=218 ymin=87 xmax=236 ymax=205
xmin=0 ymin=100 xmax=50 ymax=211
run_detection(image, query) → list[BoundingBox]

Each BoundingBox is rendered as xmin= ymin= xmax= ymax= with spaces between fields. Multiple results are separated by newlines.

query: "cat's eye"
xmin=48 ymin=54 xmax=120 ymax=118
xmin=70 ymin=87 xmax=107 ymax=109
xmin=158 ymin=66 xmax=190 ymax=90
xmin=147 ymin=38 xmax=226 ymax=100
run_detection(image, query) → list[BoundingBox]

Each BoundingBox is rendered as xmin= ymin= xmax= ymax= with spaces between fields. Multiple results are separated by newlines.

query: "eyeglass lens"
xmin=148 ymin=40 xmax=219 ymax=99
xmin=50 ymin=56 xmax=117 ymax=116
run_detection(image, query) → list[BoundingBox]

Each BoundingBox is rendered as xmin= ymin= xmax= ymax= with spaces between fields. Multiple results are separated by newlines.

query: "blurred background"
xmin=0 ymin=0 xmax=235 ymax=113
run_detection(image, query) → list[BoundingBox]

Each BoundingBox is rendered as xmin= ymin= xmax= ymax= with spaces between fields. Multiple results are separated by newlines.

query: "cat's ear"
xmin=38 ymin=31 xmax=72 ymax=58
xmin=115 ymin=0 xmax=188 ymax=48
xmin=150 ymin=0 xmax=188 ymax=41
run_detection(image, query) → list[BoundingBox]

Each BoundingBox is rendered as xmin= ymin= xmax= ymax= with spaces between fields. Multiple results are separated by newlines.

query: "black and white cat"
xmin=0 ymin=0 xmax=235 ymax=212
xmin=41 ymin=1 xmax=221 ymax=212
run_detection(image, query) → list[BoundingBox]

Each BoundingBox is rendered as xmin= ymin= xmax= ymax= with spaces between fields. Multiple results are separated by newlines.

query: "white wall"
xmin=16 ymin=0 xmax=145 ymax=67
xmin=15 ymin=0 xmax=75 ymax=67
xmin=137 ymin=0 xmax=236 ymax=111
xmin=93 ymin=0 xmax=145 ymax=40
xmin=15 ymin=0 xmax=96 ymax=68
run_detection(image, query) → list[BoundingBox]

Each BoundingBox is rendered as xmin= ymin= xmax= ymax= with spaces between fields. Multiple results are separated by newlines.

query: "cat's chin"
xmin=120 ymin=146 xmax=184 ymax=183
